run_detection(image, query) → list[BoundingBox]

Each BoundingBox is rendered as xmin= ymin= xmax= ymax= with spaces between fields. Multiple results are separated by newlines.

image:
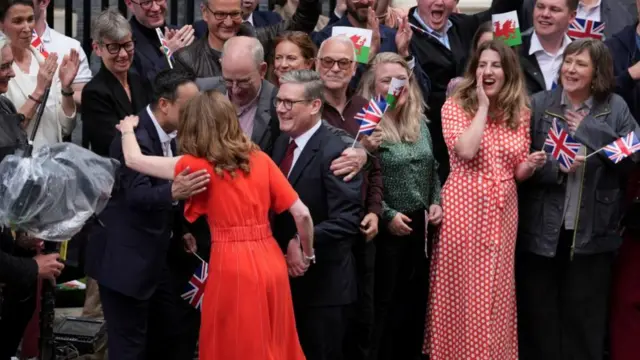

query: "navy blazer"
xmin=193 ymin=10 xmax=283 ymax=38
xmin=311 ymin=16 xmax=431 ymax=100
xmin=130 ymin=17 xmax=174 ymax=84
xmin=85 ymin=108 xmax=177 ymax=300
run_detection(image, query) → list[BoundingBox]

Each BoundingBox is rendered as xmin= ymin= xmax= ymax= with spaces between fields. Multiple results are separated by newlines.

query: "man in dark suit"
xmin=272 ymin=69 xmax=362 ymax=360
xmin=193 ymin=0 xmax=283 ymax=37
xmin=517 ymin=0 xmax=576 ymax=96
xmin=124 ymin=0 xmax=194 ymax=83
xmin=85 ymin=70 xmax=206 ymax=360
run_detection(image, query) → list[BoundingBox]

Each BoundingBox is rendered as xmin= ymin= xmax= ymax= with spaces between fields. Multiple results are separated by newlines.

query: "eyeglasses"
xmin=204 ymin=3 xmax=242 ymax=21
xmin=274 ymin=98 xmax=311 ymax=111
xmin=102 ymin=41 xmax=134 ymax=55
xmin=223 ymin=77 xmax=253 ymax=89
xmin=318 ymin=57 xmax=353 ymax=70
xmin=130 ymin=0 xmax=166 ymax=10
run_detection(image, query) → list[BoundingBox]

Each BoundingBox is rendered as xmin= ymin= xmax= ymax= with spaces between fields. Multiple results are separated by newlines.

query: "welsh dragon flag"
xmin=492 ymin=11 xmax=522 ymax=47
xmin=331 ymin=27 xmax=373 ymax=64
xmin=386 ymin=78 xmax=406 ymax=111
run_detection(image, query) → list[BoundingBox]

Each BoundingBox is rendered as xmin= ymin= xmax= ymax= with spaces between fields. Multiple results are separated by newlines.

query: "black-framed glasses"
xmin=130 ymin=0 xmax=166 ymax=10
xmin=274 ymin=98 xmax=311 ymax=111
xmin=102 ymin=41 xmax=134 ymax=55
xmin=318 ymin=57 xmax=353 ymax=70
xmin=204 ymin=3 xmax=242 ymax=21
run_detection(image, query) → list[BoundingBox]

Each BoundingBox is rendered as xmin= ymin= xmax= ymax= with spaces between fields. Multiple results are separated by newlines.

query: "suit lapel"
xmin=250 ymin=81 xmax=273 ymax=147
xmin=100 ymin=68 xmax=134 ymax=115
xmin=288 ymin=126 xmax=324 ymax=186
xmin=139 ymin=109 xmax=164 ymax=156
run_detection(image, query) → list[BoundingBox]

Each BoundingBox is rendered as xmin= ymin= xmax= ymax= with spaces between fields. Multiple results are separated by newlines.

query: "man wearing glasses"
xmin=125 ymin=0 xmax=195 ymax=83
xmin=271 ymin=69 xmax=362 ymax=360
xmin=317 ymin=35 xmax=383 ymax=360
xmin=173 ymin=0 xmax=319 ymax=78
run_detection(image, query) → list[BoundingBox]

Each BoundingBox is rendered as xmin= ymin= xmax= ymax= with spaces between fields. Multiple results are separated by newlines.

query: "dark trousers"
xmin=610 ymin=234 xmax=640 ymax=360
xmin=294 ymin=304 xmax=351 ymax=360
xmin=99 ymin=269 xmax=199 ymax=360
xmin=344 ymin=237 xmax=376 ymax=360
xmin=516 ymin=229 xmax=614 ymax=360
xmin=369 ymin=210 xmax=429 ymax=360
xmin=0 ymin=284 xmax=36 ymax=360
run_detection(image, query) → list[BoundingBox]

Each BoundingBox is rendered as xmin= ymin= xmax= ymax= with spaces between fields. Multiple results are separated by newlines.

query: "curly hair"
xmin=177 ymin=90 xmax=258 ymax=177
xmin=452 ymin=40 xmax=528 ymax=130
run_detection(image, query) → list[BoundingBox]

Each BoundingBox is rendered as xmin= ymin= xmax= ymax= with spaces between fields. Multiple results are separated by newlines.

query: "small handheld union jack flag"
xmin=354 ymin=95 xmax=388 ymax=136
xmin=31 ymin=30 xmax=48 ymax=58
xmin=543 ymin=118 xmax=582 ymax=169
xmin=181 ymin=260 xmax=208 ymax=311
xmin=567 ymin=18 xmax=606 ymax=40
xmin=602 ymin=132 xmax=640 ymax=164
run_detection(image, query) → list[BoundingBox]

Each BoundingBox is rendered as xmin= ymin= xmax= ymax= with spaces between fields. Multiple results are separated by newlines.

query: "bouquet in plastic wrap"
xmin=0 ymin=142 xmax=120 ymax=241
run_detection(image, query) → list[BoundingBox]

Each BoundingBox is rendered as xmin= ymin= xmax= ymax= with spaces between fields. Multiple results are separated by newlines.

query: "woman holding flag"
xmin=517 ymin=38 xmax=640 ymax=360
xmin=358 ymin=52 xmax=441 ymax=360
xmin=424 ymin=40 xmax=544 ymax=360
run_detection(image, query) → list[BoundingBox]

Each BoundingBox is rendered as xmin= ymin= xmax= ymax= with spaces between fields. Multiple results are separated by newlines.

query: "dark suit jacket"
xmin=272 ymin=123 xmax=362 ymax=307
xmin=81 ymin=67 xmax=152 ymax=156
xmin=193 ymin=10 xmax=283 ymax=38
xmin=0 ymin=229 xmax=37 ymax=288
xmin=517 ymin=30 xmax=547 ymax=96
xmin=196 ymin=77 xmax=280 ymax=155
xmin=85 ymin=108 xmax=177 ymax=300
xmin=130 ymin=17 xmax=175 ymax=84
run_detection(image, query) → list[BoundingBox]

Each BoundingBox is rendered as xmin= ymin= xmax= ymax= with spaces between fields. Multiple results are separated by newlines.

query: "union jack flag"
xmin=31 ymin=30 xmax=48 ymax=58
xmin=543 ymin=118 xmax=582 ymax=168
xmin=354 ymin=95 xmax=388 ymax=136
xmin=567 ymin=18 xmax=606 ymax=40
xmin=181 ymin=260 xmax=208 ymax=310
xmin=602 ymin=132 xmax=640 ymax=164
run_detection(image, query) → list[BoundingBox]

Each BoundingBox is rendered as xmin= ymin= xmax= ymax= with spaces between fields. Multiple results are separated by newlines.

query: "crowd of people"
xmin=1 ymin=0 xmax=640 ymax=359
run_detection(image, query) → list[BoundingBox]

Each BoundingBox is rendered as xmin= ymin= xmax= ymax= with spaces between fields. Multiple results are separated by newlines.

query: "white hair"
xmin=221 ymin=36 xmax=264 ymax=69
xmin=0 ymin=32 xmax=10 ymax=63
xmin=317 ymin=35 xmax=356 ymax=61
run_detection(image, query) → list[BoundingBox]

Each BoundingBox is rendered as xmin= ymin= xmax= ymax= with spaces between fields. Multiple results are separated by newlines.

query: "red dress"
xmin=175 ymin=152 xmax=306 ymax=360
xmin=423 ymin=99 xmax=530 ymax=359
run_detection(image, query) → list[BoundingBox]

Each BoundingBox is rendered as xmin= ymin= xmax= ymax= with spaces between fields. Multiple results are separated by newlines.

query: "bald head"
xmin=316 ymin=36 xmax=357 ymax=92
xmin=221 ymin=36 xmax=264 ymax=70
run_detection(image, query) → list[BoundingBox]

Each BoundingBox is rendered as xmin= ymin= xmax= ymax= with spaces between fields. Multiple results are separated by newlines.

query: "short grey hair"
xmin=279 ymin=70 xmax=324 ymax=103
xmin=317 ymin=35 xmax=356 ymax=62
xmin=91 ymin=8 xmax=132 ymax=44
xmin=221 ymin=36 xmax=264 ymax=68
xmin=0 ymin=32 xmax=10 ymax=63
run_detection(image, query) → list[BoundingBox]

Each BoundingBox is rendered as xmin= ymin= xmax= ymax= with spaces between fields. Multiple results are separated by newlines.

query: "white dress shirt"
xmin=288 ymin=120 xmax=322 ymax=177
xmin=576 ymin=0 xmax=602 ymax=22
xmin=39 ymin=24 xmax=92 ymax=84
xmin=5 ymin=47 xmax=76 ymax=150
xmin=147 ymin=106 xmax=176 ymax=157
xmin=529 ymin=32 xmax=572 ymax=90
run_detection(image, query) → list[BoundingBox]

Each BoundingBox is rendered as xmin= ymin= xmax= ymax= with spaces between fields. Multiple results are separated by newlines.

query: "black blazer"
xmin=85 ymin=109 xmax=177 ymax=300
xmin=130 ymin=17 xmax=174 ymax=84
xmin=518 ymin=31 xmax=547 ymax=96
xmin=81 ymin=67 xmax=152 ymax=156
xmin=272 ymin=123 xmax=362 ymax=307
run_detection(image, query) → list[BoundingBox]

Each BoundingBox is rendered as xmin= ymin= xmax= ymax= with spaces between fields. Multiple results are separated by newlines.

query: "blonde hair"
xmin=452 ymin=40 xmax=528 ymax=130
xmin=177 ymin=91 xmax=259 ymax=177
xmin=357 ymin=52 xmax=425 ymax=143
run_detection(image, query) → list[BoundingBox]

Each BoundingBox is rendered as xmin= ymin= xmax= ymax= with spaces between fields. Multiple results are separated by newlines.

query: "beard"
xmin=346 ymin=5 xmax=369 ymax=23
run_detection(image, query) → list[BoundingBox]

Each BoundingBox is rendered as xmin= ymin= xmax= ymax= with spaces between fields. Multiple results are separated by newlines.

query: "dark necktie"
xmin=279 ymin=140 xmax=297 ymax=177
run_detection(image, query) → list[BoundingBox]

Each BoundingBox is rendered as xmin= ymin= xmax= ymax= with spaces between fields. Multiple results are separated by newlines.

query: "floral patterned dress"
xmin=423 ymin=98 xmax=530 ymax=360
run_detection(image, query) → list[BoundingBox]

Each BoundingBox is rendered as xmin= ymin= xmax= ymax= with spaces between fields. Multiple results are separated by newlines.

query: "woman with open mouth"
xmin=424 ymin=40 xmax=544 ymax=360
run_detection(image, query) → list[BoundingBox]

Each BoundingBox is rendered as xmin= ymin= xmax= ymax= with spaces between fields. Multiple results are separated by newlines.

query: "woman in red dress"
xmin=115 ymin=90 xmax=314 ymax=360
xmin=423 ymin=40 xmax=546 ymax=359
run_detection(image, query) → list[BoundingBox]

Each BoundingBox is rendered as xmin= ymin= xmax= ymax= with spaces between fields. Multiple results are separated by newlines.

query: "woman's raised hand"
xmin=35 ymin=53 xmax=58 ymax=94
xmin=476 ymin=73 xmax=490 ymax=110
xmin=116 ymin=115 xmax=140 ymax=133
xmin=59 ymin=49 xmax=80 ymax=90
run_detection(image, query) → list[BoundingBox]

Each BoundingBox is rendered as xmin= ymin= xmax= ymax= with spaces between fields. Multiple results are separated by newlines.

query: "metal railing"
xmin=47 ymin=0 xmax=336 ymax=60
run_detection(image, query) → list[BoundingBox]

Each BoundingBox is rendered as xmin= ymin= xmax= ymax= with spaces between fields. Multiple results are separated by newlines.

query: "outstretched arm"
xmin=117 ymin=115 xmax=181 ymax=180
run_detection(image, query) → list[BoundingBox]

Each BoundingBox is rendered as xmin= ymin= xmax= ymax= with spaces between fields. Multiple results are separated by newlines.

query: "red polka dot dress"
xmin=423 ymin=98 xmax=531 ymax=360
